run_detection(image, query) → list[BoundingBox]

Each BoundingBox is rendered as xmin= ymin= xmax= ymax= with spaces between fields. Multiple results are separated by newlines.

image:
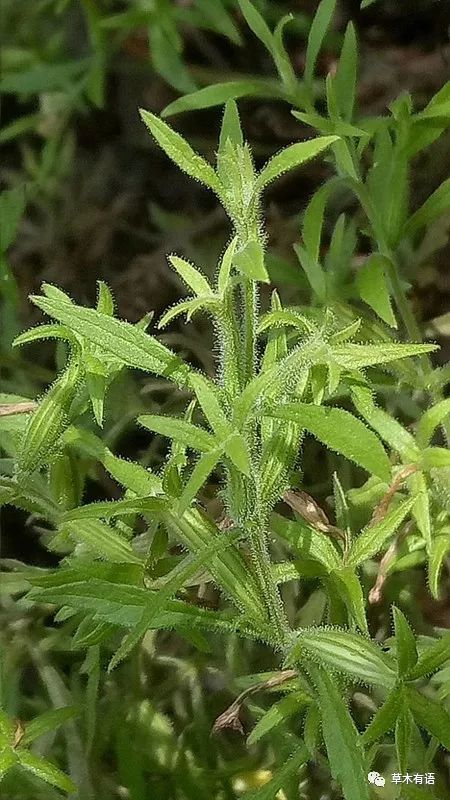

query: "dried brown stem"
xmin=212 ymin=670 xmax=298 ymax=735
xmin=0 ymin=402 xmax=37 ymax=417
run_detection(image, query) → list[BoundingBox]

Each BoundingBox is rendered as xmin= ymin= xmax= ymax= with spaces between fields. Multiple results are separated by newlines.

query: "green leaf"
xmin=238 ymin=0 xmax=274 ymax=55
xmin=351 ymin=384 xmax=418 ymax=459
xmin=0 ymin=186 xmax=26 ymax=253
xmin=335 ymin=22 xmax=357 ymax=121
xmin=178 ymin=447 xmax=223 ymax=514
xmin=395 ymin=705 xmax=413 ymax=774
xmin=0 ymin=60 xmax=89 ymax=95
xmin=265 ymin=403 xmax=391 ymax=480
xmin=242 ymin=744 xmax=309 ymax=800
xmin=409 ymin=472 xmax=431 ymax=550
xmin=20 ymin=707 xmax=78 ymax=746
xmin=189 ymin=373 xmax=230 ymax=438
xmin=138 ymin=414 xmax=216 ymax=453
xmin=404 ymin=178 xmax=450 ymax=237
xmin=257 ymin=137 xmax=338 ymax=190
xmin=219 ymin=101 xmax=243 ymax=154
xmin=347 ymin=496 xmax=416 ymax=567
xmin=288 ymin=627 xmax=395 ymax=687
xmin=356 ymin=254 xmax=397 ymax=328
xmin=330 ymin=567 xmax=368 ymax=633
xmin=258 ymin=309 xmax=316 ymax=336
xmin=303 ymin=703 xmax=321 ymax=756
xmin=247 ymin=693 xmax=309 ymax=746
xmin=293 ymin=242 xmax=326 ymax=301
xmin=149 ymin=18 xmax=196 ymax=94
xmin=421 ymin=447 xmax=450 ymax=470
xmin=30 ymin=294 xmax=191 ymax=386
xmin=163 ymin=80 xmax=280 ymax=117
xmin=304 ymin=0 xmax=337 ymax=87
xmin=224 ymin=432 xmax=251 ymax=476
xmin=417 ymin=398 xmax=450 ymax=449
xmin=167 ymin=255 xmax=212 ymax=296
xmin=218 ymin=236 xmax=238 ymax=294
xmin=63 ymin=520 xmax=142 ymax=564
xmin=139 ymin=109 xmax=221 ymax=195
xmin=157 ymin=295 xmax=218 ymax=328
xmin=96 ymin=280 xmax=115 ymax=315
xmin=17 ymin=750 xmax=76 ymax=794
xmin=309 ymin=665 xmax=370 ymax=800
xmin=301 ymin=179 xmax=339 ymax=266
xmin=270 ymin=513 xmax=341 ymax=573
xmin=0 ymin=746 xmax=17 ymax=777
xmin=407 ymin=635 xmax=450 ymax=680
xmin=331 ymin=342 xmax=437 ymax=369
xmin=362 ymin=687 xmax=403 ymax=745
xmin=393 ymin=607 xmax=418 ymax=677
xmin=234 ymin=240 xmax=269 ymax=282
xmin=428 ymin=533 xmax=450 ymax=600
xmin=406 ymin=687 xmax=450 ymax=751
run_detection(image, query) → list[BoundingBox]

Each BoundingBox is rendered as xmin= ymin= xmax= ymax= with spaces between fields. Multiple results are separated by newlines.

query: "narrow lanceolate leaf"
xmin=189 ymin=374 xmax=227 ymax=432
xmin=63 ymin=520 xmax=142 ymax=564
xmin=287 ymin=627 xmax=396 ymax=686
xmin=30 ymin=295 xmax=191 ymax=386
xmin=17 ymin=750 xmax=76 ymax=794
xmin=404 ymin=177 xmax=450 ymax=237
xmin=20 ymin=707 xmax=78 ymax=746
xmin=265 ymin=403 xmax=391 ymax=481
xmin=304 ymin=0 xmax=337 ymax=86
xmin=270 ymin=513 xmax=341 ymax=573
xmin=407 ymin=634 xmax=450 ymax=680
xmin=416 ymin=398 xmax=450 ymax=449
xmin=257 ymin=309 xmax=316 ymax=335
xmin=223 ymin=432 xmax=251 ymax=476
xmin=335 ymin=22 xmax=358 ymax=121
xmin=356 ymin=254 xmax=397 ymax=328
xmin=247 ymin=693 xmax=309 ymax=746
xmin=233 ymin=240 xmax=269 ymax=282
xmin=256 ymin=137 xmax=338 ymax=190
xmin=178 ymin=447 xmax=223 ymax=515
xmin=138 ymin=415 xmax=216 ymax=453
xmin=330 ymin=567 xmax=368 ymax=633
xmin=362 ymin=687 xmax=403 ymax=745
xmin=167 ymin=255 xmax=212 ymax=296
xmin=405 ymin=687 xmax=450 ymax=751
xmin=351 ymin=384 xmax=418 ymax=459
xmin=218 ymin=236 xmax=238 ymax=294
xmin=428 ymin=533 xmax=450 ymax=599
xmin=139 ymin=109 xmax=221 ymax=195
xmin=238 ymin=0 xmax=274 ymax=55
xmin=347 ymin=496 xmax=417 ymax=567
xmin=393 ymin=607 xmax=418 ymax=677
xmin=309 ymin=665 xmax=370 ymax=800
xmin=332 ymin=342 xmax=437 ymax=369
xmin=242 ymin=744 xmax=309 ymax=800
xmin=395 ymin=706 xmax=413 ymax=774
xmin=162 ymin=80 xmax=280 ymax=117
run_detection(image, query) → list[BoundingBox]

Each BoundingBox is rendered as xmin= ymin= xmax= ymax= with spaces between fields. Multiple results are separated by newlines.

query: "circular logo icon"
xmin=368 ymin=771 xmax=386 ymax=787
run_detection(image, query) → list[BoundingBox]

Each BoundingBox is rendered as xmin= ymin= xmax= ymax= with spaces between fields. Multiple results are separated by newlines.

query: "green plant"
xmin=2 ymin=2 xmax=450 ymax=798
